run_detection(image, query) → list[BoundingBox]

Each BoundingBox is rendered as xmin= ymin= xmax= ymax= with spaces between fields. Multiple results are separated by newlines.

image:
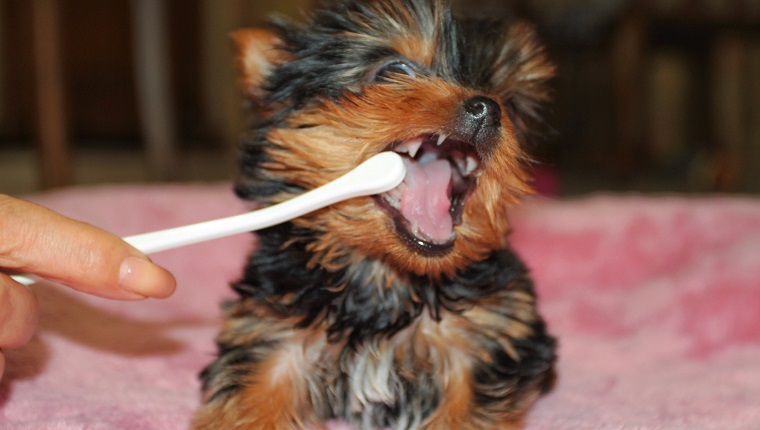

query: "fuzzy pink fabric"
xmin=2 ymin=185 xmax=760 ymax=429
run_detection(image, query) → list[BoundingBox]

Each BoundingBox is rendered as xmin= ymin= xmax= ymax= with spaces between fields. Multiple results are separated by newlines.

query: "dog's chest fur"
xmin=202 ymin=224 xmax=554 ymax=429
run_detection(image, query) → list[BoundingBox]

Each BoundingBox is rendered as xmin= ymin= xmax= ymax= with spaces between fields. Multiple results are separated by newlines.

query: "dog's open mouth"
xmin=376 ymin=134 xmax=480 ymax=254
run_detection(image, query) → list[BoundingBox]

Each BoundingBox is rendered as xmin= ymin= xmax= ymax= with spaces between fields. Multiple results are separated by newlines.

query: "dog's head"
xmin=233 ymin=0 xmax=553 ymax=279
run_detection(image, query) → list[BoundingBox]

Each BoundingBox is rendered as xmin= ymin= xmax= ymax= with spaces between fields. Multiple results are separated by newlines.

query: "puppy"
xmin=195 ymin=0 xmax=556 ymax=428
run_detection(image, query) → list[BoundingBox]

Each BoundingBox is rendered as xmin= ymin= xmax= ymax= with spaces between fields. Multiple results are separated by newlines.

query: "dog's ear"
xmin=230 ymin=28 xmax=289 ymax=102
xmin=490 ymin=22 xmax=555 ymax=144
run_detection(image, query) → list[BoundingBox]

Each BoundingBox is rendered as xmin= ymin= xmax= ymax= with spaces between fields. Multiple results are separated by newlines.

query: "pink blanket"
xmin=2 ymin=185 xmax=759 ymax=429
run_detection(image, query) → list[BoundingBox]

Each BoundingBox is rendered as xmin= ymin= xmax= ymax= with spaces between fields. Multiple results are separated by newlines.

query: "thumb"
xmin=0 ymin=195 xmax=176 ymax=300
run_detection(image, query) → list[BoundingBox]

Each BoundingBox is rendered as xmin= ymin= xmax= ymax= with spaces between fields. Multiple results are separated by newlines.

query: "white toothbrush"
xmin=11 ymin=152 xmax=405 ymax=287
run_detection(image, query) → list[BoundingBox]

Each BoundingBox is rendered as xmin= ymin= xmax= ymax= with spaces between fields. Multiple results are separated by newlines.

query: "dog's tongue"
xmin=400 ymin=158 xmax=453 ymax=243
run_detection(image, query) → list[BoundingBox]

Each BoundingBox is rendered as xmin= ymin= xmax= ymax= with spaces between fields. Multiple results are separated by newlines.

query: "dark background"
xmin=1 ymin=0 xmax=758 ymax=195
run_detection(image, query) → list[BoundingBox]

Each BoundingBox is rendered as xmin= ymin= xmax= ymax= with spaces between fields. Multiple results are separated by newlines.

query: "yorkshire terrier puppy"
xmin=195 ymin=0 xmax=556 ymax=428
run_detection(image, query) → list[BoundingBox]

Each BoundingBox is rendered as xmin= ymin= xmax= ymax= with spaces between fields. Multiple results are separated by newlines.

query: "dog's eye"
xmin=373 ymin=60 xmax=417 ymax=82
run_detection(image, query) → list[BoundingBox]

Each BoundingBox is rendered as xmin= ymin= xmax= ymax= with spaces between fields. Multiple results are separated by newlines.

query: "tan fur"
xmin=194 ymin=304 xmax=333 ymax=429
xmin=198 ymin=2 xmax=556 ymax=428
xmin=230 ymin=28 xmax=289 ymax=102
xmin=257 ymin=78 xmax=529 ymax=279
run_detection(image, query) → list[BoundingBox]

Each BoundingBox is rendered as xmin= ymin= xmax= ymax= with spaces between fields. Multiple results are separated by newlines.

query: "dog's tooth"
xmin=450 ymin=151 xmax=466 ymax=173
xmin=465 ymin=156 xmax=479 ymax=176
xmin=407 ymin=139 xmax=423 ymax=158
xmin=387 ymin=190 xmax=401 ymax=208
xmin=383 ymin=185 xmax=403 ymax=209
xmin=453 ymin=157 xmax=466 ymax=174
xmin=397 ymin=137 xmax=423 ymax=157
xmin=436 ymin=134 xmax=447 ymax=146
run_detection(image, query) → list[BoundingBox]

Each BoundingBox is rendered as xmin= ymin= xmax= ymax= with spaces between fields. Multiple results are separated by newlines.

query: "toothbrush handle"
xmin=125 ymin=152 xmax=404 ymax=253
xmin=9 ymin=152 xmax=405 ymax=286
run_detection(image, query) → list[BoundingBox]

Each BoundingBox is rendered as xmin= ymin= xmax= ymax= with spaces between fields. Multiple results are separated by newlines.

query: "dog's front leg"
xmin=193 ymin=340 xmax=322 ymax=430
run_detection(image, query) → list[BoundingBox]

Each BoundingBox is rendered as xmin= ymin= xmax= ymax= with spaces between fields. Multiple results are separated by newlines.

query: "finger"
xmin=0 ymin=275 xmax=39 ymax=349
xmin=0 ymin=195 xmax=176 ymax=300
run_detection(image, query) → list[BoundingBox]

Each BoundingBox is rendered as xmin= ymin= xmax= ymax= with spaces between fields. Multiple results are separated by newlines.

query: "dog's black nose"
xmin=453 ymin=96 xmax=502 ymax=155
xmin=463 ymin=96 xmax=501 ymax=128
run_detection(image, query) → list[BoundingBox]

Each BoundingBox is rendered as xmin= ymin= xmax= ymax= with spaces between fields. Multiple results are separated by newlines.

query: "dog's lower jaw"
xmin=194 ymin=244 xmax=556 ymax=430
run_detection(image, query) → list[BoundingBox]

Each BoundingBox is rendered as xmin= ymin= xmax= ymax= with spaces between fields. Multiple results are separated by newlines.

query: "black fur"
xmin=232 ymin=222 xmax=545 ymax=348
xmin=198 ymin=0 xmax=556 ymax=428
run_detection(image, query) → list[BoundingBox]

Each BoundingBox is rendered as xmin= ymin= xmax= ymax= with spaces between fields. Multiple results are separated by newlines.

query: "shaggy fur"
xmin=195 ymin=0 xmax=556 ymax=428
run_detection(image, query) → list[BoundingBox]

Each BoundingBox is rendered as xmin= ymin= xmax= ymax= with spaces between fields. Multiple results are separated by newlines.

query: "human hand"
xmin=0 ymin=194 xmax=176 ymax=380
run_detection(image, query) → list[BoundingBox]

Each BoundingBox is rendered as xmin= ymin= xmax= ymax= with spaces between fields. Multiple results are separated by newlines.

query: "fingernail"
xmin=119 ymin=256 xmax=177 ymax=299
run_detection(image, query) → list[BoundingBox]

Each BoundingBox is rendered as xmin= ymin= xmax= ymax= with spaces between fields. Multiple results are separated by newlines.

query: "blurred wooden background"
xmin=0 ymin=0 xmax=759 ymax=195
xmin=531 ymin=0 xmax=760 ymax=194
